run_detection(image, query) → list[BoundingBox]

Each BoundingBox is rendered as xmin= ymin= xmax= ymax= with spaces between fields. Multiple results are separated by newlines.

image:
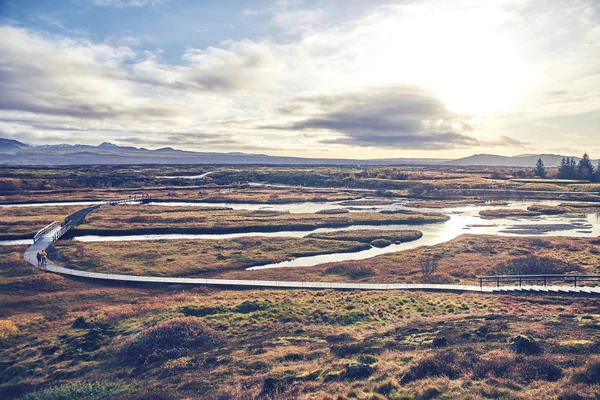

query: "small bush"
xmin=496 ymin=256 xmax=581 ymax=275
xmin=343 ymin=362 xmax=374 ymax=380
xmin=509 ymin=334 xmax=541 ymax=355
xmin=400 ymin=351 xmax=467 ymax=383
xmin=179 ymin=305 xmax=225 ymax=317
xmin=21 ymin=381 xmax=133 ymax=400
xmin=572 ymin=360 xmax=600 ymax=384
xmin=234 ymin=300 xmax=267 ymax=313
xmin=514 ymin=357 xmax=563 ymax=383
xmin=120 ymin=317 xmax=221 ymax=364
xmin=370 ymin=239 xmax=392 ymax=248
xmin=325 ymin=264 xmax=375 ymax=279
xmin=0 ymin=319 xmax=18 ymax=340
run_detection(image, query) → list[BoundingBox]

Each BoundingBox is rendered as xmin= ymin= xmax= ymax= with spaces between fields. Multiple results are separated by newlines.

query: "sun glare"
xmin=359 ymin=5 xmax=535 ymax=115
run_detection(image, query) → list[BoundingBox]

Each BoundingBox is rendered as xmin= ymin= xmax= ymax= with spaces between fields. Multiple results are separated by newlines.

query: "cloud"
xmin=266 ymin=86 xmax=478 ymax=150
xmin=92 ymin=0 xmax=169 ymax=7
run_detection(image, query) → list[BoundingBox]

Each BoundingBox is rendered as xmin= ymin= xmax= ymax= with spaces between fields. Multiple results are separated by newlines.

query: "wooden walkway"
xmin=22 ymin=204 xmax=600 ymax=296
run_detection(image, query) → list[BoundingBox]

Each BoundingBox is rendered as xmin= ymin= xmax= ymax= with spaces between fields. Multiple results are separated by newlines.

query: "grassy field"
xmin=73 ymin=205 xmax=449 ymax=235
xmin=213 ymin=235 xmax=600 ymax=284
xmin=479 ymin=208 xmax=543 ymax=218
xmin=3 ymin=165 xmax=600 ymax=399
xmin=2 ymin=245 xmax=600 ymax=400
xmin=50 ymin=230 xmax=423 ymax=277
xmin=49 ymin=234 xmax=600 ymax=286
xmin=51 ymin=237 xmax=373 ymax=277
xmin=0 ymin=205 xmax=85 ymax=239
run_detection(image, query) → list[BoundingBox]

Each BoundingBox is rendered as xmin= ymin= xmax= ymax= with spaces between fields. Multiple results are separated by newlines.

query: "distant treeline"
xmin=534 ymin=154 xmax=600 ymax=182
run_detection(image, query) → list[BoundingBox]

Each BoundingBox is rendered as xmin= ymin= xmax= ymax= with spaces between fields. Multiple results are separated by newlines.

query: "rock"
xmin=432 ymin=337 xmax=448 ymax=347
xmin=509 ymin=334 xmax=541 ymax=355
xmin=344 ymin=362 xmax=374 ymax=380
xmin=71 ymin=316 xmax=88 ymax=329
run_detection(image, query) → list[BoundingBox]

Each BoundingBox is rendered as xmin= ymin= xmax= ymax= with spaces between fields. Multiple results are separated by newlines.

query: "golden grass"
xmin=2 ymin=244 xmax=600 ymax=400
xmin=0 ymin=205 xmax=84 ymax=238
xmin=76 ymin=205 xmax=449 ymax=233
xmin=52 ymin=237 xmax=371 ymax=277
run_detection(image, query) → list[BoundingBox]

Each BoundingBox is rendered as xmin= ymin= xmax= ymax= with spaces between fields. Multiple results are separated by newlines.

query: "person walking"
xmin=36 ymin=252 xmax=42 ymax=266
xmin=41 ymin=250 xmax=47 ymax=266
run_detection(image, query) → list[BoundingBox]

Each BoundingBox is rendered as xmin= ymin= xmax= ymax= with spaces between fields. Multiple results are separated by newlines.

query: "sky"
xmin=0 ymin=0 xmax=599 ymax=159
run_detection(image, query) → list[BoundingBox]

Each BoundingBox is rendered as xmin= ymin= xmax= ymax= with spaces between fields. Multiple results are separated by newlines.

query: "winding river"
xmin=3 ymin=198 xmax=598 ymax=270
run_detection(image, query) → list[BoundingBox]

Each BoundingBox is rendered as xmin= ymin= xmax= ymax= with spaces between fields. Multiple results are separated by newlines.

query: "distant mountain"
xmin=444 ymin=154 xmax=586 ymax=167
xmin=0 ymin=138 xmax=31 ymax=154
xmin=0 ymin=138 xmax=593 ymax=167
xmin=0 ymin=138 xmax=449 ymax=165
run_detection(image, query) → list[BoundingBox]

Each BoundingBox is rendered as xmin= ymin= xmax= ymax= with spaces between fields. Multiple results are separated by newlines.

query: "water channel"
xmin=3 ymin=198 xmax=597 ymax=270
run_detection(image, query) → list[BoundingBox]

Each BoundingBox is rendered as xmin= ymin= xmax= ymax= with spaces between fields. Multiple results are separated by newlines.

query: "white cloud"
xmin=1 ymin=0 xmax=600 ymax=157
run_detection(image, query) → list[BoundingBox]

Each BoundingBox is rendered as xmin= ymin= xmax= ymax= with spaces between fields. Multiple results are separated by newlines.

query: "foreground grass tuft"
xmin=21 ymin=381 xmax=133 ymax=400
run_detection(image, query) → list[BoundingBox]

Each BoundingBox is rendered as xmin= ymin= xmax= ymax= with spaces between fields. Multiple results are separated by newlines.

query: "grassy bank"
xmin=2 ymin=245 xmax=600 ymax=399
xmin=216 ymin=235 xmax=600 ymax=284
xmin=75 ymin=205 xmax=449 ymax=235
xmin=0 ymin=205 xmax=85 ymax=239
xmin=52 ymin=237 xmax=373 ymax=277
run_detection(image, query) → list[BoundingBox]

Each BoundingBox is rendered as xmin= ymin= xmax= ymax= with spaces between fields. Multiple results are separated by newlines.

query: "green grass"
xmin=20 ymin=381 xmax=134 ymax=400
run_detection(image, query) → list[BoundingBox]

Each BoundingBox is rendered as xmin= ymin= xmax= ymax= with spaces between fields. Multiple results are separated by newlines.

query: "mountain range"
xmin=0 ymin=138 xmax=593 ymax=167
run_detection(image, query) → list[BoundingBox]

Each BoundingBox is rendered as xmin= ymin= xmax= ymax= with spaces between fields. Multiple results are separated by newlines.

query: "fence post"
xmin=544 ymin=277 xmax=547 ymax=286
xmin=519 ymin=277 xmax=522 ymax=287
xmin=574 ymin=276 xmax=577 ymax=288
xmin=497 ymin=277 xmax=499 ymax=288
xmin=479 ymin=278 xmax=482 ymax=290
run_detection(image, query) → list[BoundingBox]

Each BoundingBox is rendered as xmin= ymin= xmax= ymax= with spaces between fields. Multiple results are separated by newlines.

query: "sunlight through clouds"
xmin=0 ymin=0 xmax=599 ymax=157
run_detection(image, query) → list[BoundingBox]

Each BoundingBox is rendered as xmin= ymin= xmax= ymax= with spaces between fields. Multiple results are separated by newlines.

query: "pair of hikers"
xmin=36 ymin=250 xmax=47 ymax=266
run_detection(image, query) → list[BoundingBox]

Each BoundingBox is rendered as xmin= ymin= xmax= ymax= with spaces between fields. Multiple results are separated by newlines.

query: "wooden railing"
xmin=33 ymin=222 xmax=61 ymax=243
xmin=478 ymin=274 xmax=600 ymax=289
xmin=52 ymin=221 xmax=74 ymax=242
xmin=102 ymin=194 xmax=151 ymax=205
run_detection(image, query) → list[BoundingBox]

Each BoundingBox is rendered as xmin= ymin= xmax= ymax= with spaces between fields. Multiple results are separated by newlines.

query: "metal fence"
xmin=478 ymin=274 xmax=600 ymax=288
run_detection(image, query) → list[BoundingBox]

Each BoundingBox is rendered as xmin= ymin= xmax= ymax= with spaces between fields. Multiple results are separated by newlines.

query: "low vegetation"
xmin=2 ymin=244 xmax=600 ymax=399
xmin=306 ymin=229 xmax=422 ymax=244
xmin=52 ymin=237 xmax=373 ymax=276
xmin=73 ymin=205 xmax=448 ymax=235
xmin=0 ymin=205 xmax=83 ymax=239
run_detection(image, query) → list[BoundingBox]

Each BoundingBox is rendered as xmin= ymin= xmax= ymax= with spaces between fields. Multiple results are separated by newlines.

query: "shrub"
xmin=325 ymin=264 xmax=375 ymax=279
xmin=120 ymin=317 xmax=221 ymax=364
xmin=400 ymin=351 xmax=467 ymax=383
xmin=343 ymin=362 xmax=374 ymax=380
xmin=420 ymin=255 xmax=440 ymax=277
xmin=0 ymin=319 xmax=18 ymax=340
xmin=370 ymin=239 xmax=392 ymax=248
xmin=572 ymin=360 xmax=600 ymax=384
xmin=179 ymin=305 xmax=226 ymax=317
xmin=234 ymin=300 xmax=267 ymax=313
xmin=496 ymin=256 xmax=581 ymax=275
xmin=21 ymin=381 xmax=133 ymax=400
xmin=473 ymin=351 xmax=516 ymax=379
xmin=513 ymin=357 xmax=562 ymax=383
xmin=509 ymin=334 xmax=541 ymax=355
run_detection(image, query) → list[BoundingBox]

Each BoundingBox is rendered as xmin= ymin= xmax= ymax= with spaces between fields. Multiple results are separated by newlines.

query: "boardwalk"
xmin=22 ymin=203 xmax=600 ymax=296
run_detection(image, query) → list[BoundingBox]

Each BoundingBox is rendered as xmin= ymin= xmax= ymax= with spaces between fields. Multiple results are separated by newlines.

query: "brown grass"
xmin=52 ymin=237 xmax=371 ymax=276
xmin=75 ymin=205 xmax=449 ymax=234
xmin=2 ymin=242 xmax=600 ymax=399
xmin=0 ymin=205 xmax=83 ymax=239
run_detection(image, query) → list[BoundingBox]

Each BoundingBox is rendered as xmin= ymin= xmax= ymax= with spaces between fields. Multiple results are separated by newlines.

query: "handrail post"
xmin=519 ymin=277 xmax=522 ymax=287
xmin=544 ymin=277 xmax=546 ymax=287
xmin=574 ymin=276 xmax=577 ymax=288
xmin=479 ymin=278 xmax=482 ymax=290
xmin=497 ymin=277 xmax=499 ymax=288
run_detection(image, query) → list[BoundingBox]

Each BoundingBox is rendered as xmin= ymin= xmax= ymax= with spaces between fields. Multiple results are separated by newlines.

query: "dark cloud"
xmin=266 ymin=86 xmax=478 ymax=150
